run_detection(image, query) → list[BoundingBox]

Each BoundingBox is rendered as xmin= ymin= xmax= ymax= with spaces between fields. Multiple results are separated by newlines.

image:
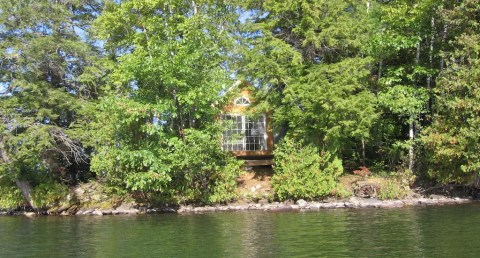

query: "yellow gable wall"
xmin=221 ymin=81 xmax=274 ymax=156
xmin=222 ymin=84 xmax=255 ymax=114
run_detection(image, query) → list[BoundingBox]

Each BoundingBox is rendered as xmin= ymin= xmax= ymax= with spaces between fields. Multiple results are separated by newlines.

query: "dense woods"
xmin=1 ymin=0 xmax=480 ymax=209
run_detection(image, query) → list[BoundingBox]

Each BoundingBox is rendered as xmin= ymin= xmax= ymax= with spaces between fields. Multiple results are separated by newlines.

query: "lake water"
xmin=1 ymin=204 xmax=480 ymax=257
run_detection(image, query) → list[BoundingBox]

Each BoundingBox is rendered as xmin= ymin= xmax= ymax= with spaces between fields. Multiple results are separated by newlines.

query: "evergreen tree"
xmin=422 ymin=0 xmax=480 ymax=183
xmin=0 ymin=0 xmax=103 ymax=208
xmin=238 ymin=0 xmax=377 ymax=167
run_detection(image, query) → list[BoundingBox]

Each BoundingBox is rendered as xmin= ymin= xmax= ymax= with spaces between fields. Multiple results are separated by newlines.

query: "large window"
xmin=221 ymin=114 xmax=267 ymax=151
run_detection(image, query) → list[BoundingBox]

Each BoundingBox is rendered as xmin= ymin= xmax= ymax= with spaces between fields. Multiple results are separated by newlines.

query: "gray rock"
xmin=296 ymin=199 xmax=307 ymax=208
xmin=74 ymin=187 xmax=85 ymax=197
xmin=101 ymin=210 xmax=112 ymax=215
xmin=180 ymin=205 xmax=193 ymax=212
xmin=271 ymin=205 xmax=293 ymax=211
xmin=127 ymin=209 xmax=140 ymax=214
xmin=258 ymin=198 xmax=269 ymax=205
xmin=83 ymin=209 xmax=94 ymax=215
xmin=429 ymin=194 xmax=445 ymax=200
xmin=193 ymin=207 xmax=204 ymax=212
xmin=115 ymin=209 xmax=134 ymax=214
xmin=92 ymin=210 xmax=103 ymax=216
xmin=116 ymin=202 xmax=135 ymax=211
xmin=323 ymin=203 xmax=334 ymax=208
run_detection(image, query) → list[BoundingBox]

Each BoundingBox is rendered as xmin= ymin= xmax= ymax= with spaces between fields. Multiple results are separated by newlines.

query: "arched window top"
xmin=234 ymin=97 xmax=250 ymax=106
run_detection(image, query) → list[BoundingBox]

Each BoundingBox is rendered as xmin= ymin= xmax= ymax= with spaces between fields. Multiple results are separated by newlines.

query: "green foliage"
xmin=377 ymin=169 xmax=414 ymax=200
xmin=3 ymin=0 xmax=480 ymax=206
xmin=422 ymin=0 xmax=480 ymax=183
xmin=0 ymin=0 xmax=102 ymax=206
xmin=378 ymin=85 xmax=429 ymax=122
xmin=238 ymin=0 xmax=379 ymax=171
xmin=0 ymin=181 xmax=24 ymax=209
xmin=272 ymin=137 xmax=343 ymax=201
xmin=278 ymin=57 xmax=378 ymax=155
xmin=378 ymin=178 xmax=410 ymax=200
xmin=91 ymin=123 xmax=242 ymax=204
xmin=162 ymin=130 xmax=242 ymax=204
xmin=90 ymin=0 xmax=242 ymax=205
xmin=332 ymin=184 xmax=353 ymax=199
xmin=31 ymin=181 xmax=69 ymax=209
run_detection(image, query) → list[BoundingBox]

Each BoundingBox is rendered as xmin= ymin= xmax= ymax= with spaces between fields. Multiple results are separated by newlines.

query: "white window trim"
xmin=221 ymin=113 xmax=268 ymax=151
xmin=234 ymin=97 xmax=250 ymax=106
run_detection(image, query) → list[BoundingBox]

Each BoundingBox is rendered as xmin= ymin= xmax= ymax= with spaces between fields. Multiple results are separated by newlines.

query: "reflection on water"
xmin=1 ymin=204 xmax=480 ymax=257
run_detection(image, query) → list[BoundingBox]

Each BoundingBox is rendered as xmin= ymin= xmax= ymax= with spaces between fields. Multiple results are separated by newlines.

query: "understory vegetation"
xmin=1 ymin=0 xmax=480 ymax=210
xmin=272 ymin=137 xmax=343 ymax=200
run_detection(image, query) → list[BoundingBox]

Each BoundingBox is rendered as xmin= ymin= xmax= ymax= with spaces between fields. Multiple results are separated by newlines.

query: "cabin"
xmin=221 ymin=81 xmax=274 ymax=166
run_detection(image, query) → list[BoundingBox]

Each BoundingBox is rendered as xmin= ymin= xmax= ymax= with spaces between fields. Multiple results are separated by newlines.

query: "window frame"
xmin=221 ymin=114 xmax=267 ymax=152
xmin=234 ymin=97 xmax=251 ymax=106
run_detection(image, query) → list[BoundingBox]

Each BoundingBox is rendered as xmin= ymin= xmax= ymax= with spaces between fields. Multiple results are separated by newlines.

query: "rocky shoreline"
xmin=173 ymin=195 xmax=472 ymax=213
xmin=0 ymin=195 xmax=474 ymax=217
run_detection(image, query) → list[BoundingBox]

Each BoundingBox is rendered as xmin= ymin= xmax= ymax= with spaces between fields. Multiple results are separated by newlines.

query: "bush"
xmin=272 ymin=137 xmax=343 ymax=201
xmin=378 ymin=178 xmax=410 ymax=200
xmin=93 ymin=128 xmax=242 ymax=205
xmin=31 ymin=181 xmax=69 ymax=209
xmin=0 ymin=181 xmax=24 ymax=209
xmin=162 ymin=130 xmax=242 ymax=204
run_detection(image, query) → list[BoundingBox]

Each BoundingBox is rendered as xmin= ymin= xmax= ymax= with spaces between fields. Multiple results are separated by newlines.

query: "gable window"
xmin=221 ymin=114 xmax=267 ymax=151
xmin=234 ymin=97 xmax=250 ymax=106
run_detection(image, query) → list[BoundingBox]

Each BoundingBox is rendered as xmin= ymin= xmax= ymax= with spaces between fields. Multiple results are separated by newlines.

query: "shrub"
xmin=272 ymin=137 xmax=343 ymax=201
xmin=332 ymin=184 xmax=353 ymax=198
xmin=0 ymin=181 xmax=24 ymax=209
xmin=31 ymin=181 xmax=69 ymax=209
xmin=163 ymin=129 xmax=242 ymax=204
xmin=93 ymin=128 xmax=242 ymax=205
xmin=378 ymin=178 xmax=410 ymax=200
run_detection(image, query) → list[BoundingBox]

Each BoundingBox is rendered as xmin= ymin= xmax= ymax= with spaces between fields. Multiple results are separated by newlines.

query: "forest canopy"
xmin=1 ymin=0 xmax=480 ymax=208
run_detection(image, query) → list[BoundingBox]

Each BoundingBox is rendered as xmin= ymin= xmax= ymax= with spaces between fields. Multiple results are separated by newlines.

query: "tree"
xmin=366 ymin=0 xmax=445 ymax=173
xmin=0 ymin=0 xmax=103 ymax=209
xmin=422 ymin=0 xmax=480 ymax=183
xmin=91 ymin=0 xmax=241 ymax=203
xmin=279 ymin=58 xmax=377 ymax=159
xmin=237 ymin=0 xmax=378 ymax=167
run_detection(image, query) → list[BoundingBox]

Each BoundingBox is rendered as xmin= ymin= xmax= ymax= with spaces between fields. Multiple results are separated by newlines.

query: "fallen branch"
xmin=49 ymin=129 xmax=88 ymax=165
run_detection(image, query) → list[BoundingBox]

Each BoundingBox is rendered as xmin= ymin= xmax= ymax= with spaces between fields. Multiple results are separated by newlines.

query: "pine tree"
xmin=238 ymin=0 xmax=377 ymax=165
xmin=0 ymin=0 xmax=103 ymax=208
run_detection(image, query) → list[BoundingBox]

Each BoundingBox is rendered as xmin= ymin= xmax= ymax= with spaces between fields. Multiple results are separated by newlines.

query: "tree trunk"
xmin=408 ymin=34 xmax=422 ymax=173
xmin=408 ymin=120 xmax=414 ymax=172
xmin=415 ymin=36 xmax=421 ymax=64
xmin=15 ymin=180 xmax=37 ymax=210
xmin=173 ymin=89 xmax=185 ymax=141
xmin=142 ymin=25 xmax=153 ymax=59
xmin=361 ymin=138 xmax=366 ymax=167
xmin=378 ymin=60 xmax=383 ymax=79
xmin=192 ymin=1 xmax=198 ymax=15
xmin=427 ymin=16 xmax=435 ymax=111
xmin=440 ymin=24 xmax=447 ymax=70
